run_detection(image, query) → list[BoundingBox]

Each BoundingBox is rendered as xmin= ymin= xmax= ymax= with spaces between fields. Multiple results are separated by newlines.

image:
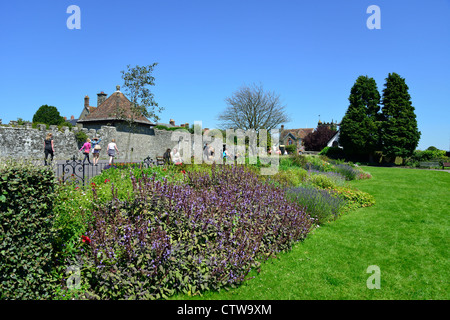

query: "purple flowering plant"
xmin=78 ymin=164 xmax=312 ymax=299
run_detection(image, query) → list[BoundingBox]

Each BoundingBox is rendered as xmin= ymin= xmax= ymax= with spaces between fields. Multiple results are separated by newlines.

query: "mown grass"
xmin=171 ymin=167 xmax=449 ymax=300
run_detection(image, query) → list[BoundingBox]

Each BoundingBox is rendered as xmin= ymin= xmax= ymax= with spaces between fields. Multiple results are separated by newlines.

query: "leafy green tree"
xmin=120 ymin=63 xmax=163 ymax=122
xmin=339 ymin=75 xmax=381 ymax=159
xmin=120 ymin=63 xmax=163 ymax=161
xmin=32 ymin=105 xmax=65 ymax=125
xmin=380 ymin=72 xmax=421 ymax=161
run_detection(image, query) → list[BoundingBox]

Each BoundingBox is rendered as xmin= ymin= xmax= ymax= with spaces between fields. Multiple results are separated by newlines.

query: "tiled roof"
xmin=78 ymin=91 xmax=153 ymax=125
xmin=281 ymin=128 xmax=314 ymax=140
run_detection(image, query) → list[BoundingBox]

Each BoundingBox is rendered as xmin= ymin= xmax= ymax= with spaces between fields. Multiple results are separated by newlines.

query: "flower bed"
xmin=73 ymin=164 xmax=312 ymax=299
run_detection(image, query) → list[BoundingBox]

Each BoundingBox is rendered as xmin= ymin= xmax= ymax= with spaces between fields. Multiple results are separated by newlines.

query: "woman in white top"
xmin=171 ymin=148 xmax=183 ymax=164
xmin=107 ymin=139 xmax=119 ymax=165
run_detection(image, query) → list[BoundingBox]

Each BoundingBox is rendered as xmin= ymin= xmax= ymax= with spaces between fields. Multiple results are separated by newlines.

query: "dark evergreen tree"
xmin=339 ymin=75 xmax=381 ymax=159
xmin=380 ymin=73 xmax=421 ymax=161
xmin=32 ymin=105 xmax=65 ymax=125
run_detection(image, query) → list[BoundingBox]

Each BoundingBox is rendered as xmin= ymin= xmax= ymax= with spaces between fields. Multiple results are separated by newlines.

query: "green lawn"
xmin=173 ymin=167 xmax=450 ymax=300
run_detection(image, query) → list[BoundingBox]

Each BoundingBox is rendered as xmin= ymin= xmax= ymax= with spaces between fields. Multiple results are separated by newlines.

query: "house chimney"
xmin=64 ymin=116 xmax=67 ymax=120
xmin=97 ymin=91 xmax=107 ymax=106
xmin=169 ymin=119 xmax=175 ymax=126
xmin=84 ymin=95 xmax=90 ymax=109
xmin=281 ymin=124 xmax=284 ymax=132
xmin=71 ymin=115 xmax=75 ymax=120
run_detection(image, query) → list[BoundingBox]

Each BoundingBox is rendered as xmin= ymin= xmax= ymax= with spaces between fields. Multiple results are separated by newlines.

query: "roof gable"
xmin=78 ymin=90 xmax=153 ymax=125
xmin=281 ymin=128 xmax=314 ymax=140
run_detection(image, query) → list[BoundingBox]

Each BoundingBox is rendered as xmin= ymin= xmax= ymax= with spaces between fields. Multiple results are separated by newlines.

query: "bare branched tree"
xmin=217 ymin=83 xmax=290 ymax=131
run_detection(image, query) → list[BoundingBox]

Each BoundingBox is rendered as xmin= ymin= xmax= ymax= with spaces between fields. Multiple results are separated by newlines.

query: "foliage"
xmin=264 ymin=167 xmax=308 ymax=188
xmin=284 ymin=144 xmax=297 ymax=154
xmin=217 ymin=83 xmax=290 ymax=131
xmin=75 ymin=164 xmax=312 ymax=299
xmin=286 ymin=186 xmax=347 ymax=224
xmin=155 ymin=125 xmax=190 ymax=132
xmin=410 ymin=148 xmax=447 ymax=162
xmin=120 ymin=63 xmax=163 ymax=122
xmin=339 ymin=75 xmax=381 ymax=157
xmin=319 ymin=146 xmax=346 ymax=160
xmin=326 ymin=186 xmax=376 ymax=210
xmin=0 ymin=161 xmax=56 ymax=299
xmin=32 ymin=122 xmax=50 ymax=130
xmin=380 ymin=72 xmax=421 ymax=160
xmin=404 ymin=148 xmax=450 ymax=168
xmin=303 ymin=125 xmax=337 ymax=151
xmin=75 ymin=131 xmax=88 ymax=145
xmin=32 ymin=104 xmax=66 ymax=126
xmin=332 ymin=164 xmax=362 ymax=181
xmin=306 ymin=171 xmax=346 ymax=189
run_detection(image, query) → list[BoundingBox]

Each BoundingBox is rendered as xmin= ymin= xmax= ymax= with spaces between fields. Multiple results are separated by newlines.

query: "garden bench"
xmin=443 ymin=162 xmax=450 ymax=169
xmin=419 ymin=161 xmax=440 ymax=168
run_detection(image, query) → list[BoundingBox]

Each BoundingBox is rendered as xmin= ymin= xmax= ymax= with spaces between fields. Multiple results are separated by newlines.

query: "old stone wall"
xmin=0 ymin=124 xmax=194 ymax=162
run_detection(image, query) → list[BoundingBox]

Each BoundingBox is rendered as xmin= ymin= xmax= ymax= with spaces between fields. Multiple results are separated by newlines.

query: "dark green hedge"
xmin=0 ymin=164 xmax=56 ymax=299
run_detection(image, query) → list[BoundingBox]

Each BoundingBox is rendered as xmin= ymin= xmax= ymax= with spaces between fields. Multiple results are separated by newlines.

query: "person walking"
xmin=91 ymin=137 xmax=102 ymax=166
xmin=44 ymin=132 xmax=55 ymax=166
xmin=107 ymin=139 xmax=119 ymax=165
xmin=80 ymin=138 xmax=92 ymax=165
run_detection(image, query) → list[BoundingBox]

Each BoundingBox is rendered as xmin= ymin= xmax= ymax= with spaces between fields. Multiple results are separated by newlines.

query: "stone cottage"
xmin=279 ymin=124 xmax=314 ymax=152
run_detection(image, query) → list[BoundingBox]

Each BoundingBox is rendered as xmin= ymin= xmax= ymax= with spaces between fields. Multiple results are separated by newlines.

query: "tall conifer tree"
xmin=380 ymin=72 xmax=421 ymax=160
xmin=339 ymin=75 xmax=381 ymax=158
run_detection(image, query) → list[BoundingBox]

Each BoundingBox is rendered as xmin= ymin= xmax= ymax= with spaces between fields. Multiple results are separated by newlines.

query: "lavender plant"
xmin=78 ymin=164 xmax=312 ymax=299
xmin=286 ymin=186 xmax=347 ymax=224
xmin=333 ymin=164 xmax=361 ymax=180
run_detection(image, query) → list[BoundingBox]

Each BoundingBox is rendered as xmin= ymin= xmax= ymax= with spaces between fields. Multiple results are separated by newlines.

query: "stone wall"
xmin=0 ymin=124 xmax=194 ymax=162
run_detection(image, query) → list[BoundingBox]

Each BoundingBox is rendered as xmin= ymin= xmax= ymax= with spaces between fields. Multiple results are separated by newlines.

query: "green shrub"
xmin=412 ymin=149 xmax=446 ymax=162
xmin=284 ymin=144 xmax=297 ymax=154
xmin=306 ymin=173 xmax=340 ymax=189
xmin=329 ymin=186 xmax=376 ymax=209
xmin=0 ymin=161 xmax=56 ymax=299
xmin=32 ymin=122 xmax=49 ymax=130
xmin=265 ymin=168 xmax=308 ymax=187
xmin=319 ymin=146 xmax=346 ymax=160
xmin=75 ymin=131 xmax=88 ymax=145
xmin=155 ymin=125 xmax=190 ymax=132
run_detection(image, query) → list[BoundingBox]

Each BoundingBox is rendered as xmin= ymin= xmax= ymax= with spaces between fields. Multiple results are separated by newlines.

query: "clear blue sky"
xmin=0 ymin=0 xmax=449 ymax=150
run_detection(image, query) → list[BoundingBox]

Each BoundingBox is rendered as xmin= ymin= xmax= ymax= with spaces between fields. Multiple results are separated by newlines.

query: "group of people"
xmin=163 ymin=148 xmax=183 ymax=165
xmin=43 ymin=133 xmax=119 ymax=166
xmin=79 ymin=137 xmax=119 ymax=165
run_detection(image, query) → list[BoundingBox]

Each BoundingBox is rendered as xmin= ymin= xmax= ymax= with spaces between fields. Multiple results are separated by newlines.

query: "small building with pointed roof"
xmin=77 ymin=85 xmax=155 ymax=133
xmin=280 ymin=124 xmax=315 ymax=151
